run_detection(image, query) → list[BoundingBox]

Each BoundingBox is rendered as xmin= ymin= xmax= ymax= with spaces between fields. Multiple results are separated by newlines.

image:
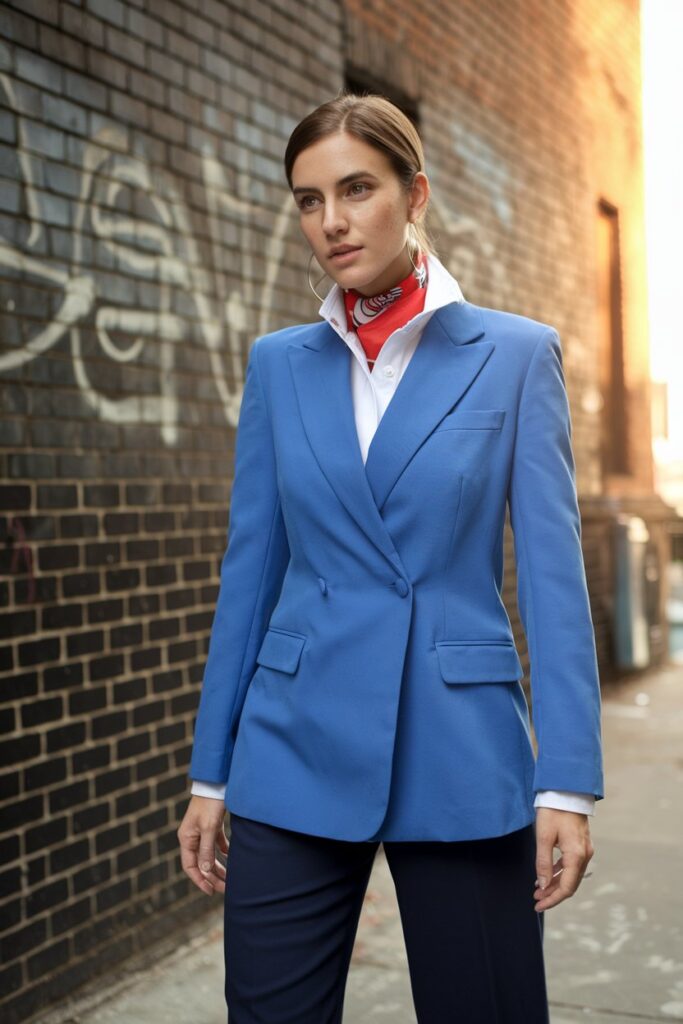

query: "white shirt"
xmin=191 ymin=251 xmax=595 ymax=817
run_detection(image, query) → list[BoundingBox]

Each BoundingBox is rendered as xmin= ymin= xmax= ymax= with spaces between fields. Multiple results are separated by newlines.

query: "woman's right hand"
xmin=177 ymin=795 xmax=229 ymax=895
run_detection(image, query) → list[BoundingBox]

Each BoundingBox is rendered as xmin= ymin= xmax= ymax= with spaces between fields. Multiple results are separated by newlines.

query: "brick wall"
xmin=0 ymin=0 xmax=655 ymax=1020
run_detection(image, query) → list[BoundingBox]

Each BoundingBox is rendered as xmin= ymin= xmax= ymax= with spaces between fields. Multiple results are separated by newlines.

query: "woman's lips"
xmin=329 ymin=247 xmax=363 ymax=265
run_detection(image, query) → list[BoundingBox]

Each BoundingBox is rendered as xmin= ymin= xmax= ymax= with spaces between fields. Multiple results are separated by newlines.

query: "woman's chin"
xmin=330 ymin=266 xmax=384 ymax=294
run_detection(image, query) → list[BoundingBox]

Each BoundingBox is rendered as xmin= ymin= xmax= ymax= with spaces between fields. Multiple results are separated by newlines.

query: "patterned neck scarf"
xmin=342 ymin=250 xmax=428 ymax=371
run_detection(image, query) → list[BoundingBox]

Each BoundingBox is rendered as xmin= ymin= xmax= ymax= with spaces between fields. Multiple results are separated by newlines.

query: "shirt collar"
xmin=317 ymin=250 xmax=465 ymax=341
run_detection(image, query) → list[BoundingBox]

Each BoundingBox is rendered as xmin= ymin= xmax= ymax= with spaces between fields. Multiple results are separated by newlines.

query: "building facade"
xmin=0 ymin=0 xmax=674 ymax=1019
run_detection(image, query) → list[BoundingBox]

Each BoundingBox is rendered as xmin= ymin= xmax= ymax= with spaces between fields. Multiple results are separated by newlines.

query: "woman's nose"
xmin=321 ymin=200 xmax=347 ymax=235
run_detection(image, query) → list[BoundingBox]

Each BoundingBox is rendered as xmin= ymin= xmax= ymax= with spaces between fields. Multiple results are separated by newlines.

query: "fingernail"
xmin=537 ymin=876 xmax=547 ymax=889
xmin=201 ymin=862 xmax=211 ymax=872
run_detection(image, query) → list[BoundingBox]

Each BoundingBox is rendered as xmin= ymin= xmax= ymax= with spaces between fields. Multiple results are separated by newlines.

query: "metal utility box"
xmin=613 ymin=514 xmax=652 ymax=669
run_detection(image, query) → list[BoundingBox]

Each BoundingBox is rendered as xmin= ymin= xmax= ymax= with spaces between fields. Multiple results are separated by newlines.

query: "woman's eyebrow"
xmin=292 ymin=171 xmax=378 ymax=196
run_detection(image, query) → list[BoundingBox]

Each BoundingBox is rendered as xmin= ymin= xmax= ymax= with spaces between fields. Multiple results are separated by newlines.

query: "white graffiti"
xmin=0 ymin=72 xmax=511 ymax=445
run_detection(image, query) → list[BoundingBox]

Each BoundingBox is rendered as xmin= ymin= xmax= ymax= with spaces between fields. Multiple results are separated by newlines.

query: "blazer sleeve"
xmin=507 ymin=328 xmax=604 ymax=800
xmin=188 ymin=337 xmax=290 ymax=784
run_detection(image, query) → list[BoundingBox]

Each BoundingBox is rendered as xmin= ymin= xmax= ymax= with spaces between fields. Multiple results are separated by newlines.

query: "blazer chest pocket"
xmin=435 ymin=409 xmax=506 ymax=432
xmin=256 ymin=627 xmax=307 ymax=674
xmin=435 ymin=640 xmax=523 ymax=683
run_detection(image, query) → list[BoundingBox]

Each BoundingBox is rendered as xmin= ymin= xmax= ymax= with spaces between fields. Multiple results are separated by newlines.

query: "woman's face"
xmin=291 ymin=131 xmax=429 ymax=297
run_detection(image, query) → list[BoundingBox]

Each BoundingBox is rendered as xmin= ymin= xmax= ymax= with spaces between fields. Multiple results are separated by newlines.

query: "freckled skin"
xmin=291 ymin=130 xmax=430 ymax=298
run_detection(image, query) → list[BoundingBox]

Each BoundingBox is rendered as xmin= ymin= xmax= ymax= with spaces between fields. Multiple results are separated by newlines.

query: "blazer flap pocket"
xmin=435 ymin=640 xmax=523 ymax=683
xmin=437 ymin=409 xmax=505 ymax=431
xmin=256 ymin=628 xmax=306 ymax=674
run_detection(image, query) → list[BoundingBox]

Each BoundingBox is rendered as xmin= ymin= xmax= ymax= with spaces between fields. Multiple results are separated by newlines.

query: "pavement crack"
xmin=549 ymin=1000 xmax=679 ymax=1021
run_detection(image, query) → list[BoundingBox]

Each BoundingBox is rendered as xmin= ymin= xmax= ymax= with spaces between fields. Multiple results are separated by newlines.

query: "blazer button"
xmin=394 ymin=578 xmax=409 ymax=597
xmin=318 ymin=577 xmax=328 ymax=596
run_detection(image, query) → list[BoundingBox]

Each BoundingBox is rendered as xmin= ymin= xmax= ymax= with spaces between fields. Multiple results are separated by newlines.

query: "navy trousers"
xmin=224 ymin=813 xmax=549 ymax=1023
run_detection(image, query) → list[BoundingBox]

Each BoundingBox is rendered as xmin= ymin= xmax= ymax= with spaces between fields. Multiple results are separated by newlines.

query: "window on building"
xmin=596 ymin=198 xmax=629 ymax=476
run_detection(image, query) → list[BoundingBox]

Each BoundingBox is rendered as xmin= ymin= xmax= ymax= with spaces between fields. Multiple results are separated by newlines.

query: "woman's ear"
xmin=408 ymin=171 xmax=430 ymax=224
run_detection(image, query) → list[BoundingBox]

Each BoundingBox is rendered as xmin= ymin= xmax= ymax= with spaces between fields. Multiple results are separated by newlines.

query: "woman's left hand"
xmin=533 ymin=807 xmax=595 ymax=912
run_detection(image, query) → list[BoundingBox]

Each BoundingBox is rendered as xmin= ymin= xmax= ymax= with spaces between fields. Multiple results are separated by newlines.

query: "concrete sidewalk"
xmin=43 ymin=662 xmax=683 ymax=1023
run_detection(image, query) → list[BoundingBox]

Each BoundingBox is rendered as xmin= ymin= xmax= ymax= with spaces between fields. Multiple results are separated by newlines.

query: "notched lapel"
xmin=286 ymin=300 xmax=493 ymax=563
xmin=287 ymin=331 xmax=403 ymax=572
xmin=364 ymin=302 xmax=493 ymax=510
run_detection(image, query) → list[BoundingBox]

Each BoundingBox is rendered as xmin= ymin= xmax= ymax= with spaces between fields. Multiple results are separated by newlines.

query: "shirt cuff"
xmin=190 ymin=779 xmax=227 ymax=801
xmin=534 ymin=789 xmax=595 ymax=815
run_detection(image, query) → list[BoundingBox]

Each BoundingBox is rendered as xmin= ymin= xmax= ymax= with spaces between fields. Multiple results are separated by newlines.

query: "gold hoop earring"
xmin=307 ymin=251 xmax=327 ymax=302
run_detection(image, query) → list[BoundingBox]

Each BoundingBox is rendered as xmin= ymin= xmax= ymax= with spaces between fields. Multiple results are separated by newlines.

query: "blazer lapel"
xmin=364 ymin=300 xmax=493 ymax=510
xmin=287 ymin=299 xmax=493 ymax=563
xmin=288 ymin=329 xmax=403 ymax=572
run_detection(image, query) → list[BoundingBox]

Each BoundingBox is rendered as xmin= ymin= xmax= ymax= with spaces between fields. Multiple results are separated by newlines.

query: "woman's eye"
xmin=297 ymin=184 xmax=369 ymax=210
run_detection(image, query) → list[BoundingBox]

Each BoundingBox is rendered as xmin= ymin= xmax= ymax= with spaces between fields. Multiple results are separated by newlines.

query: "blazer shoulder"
xmin=462 ymin=303 xmax=557 ymax=385
xmin=474 ymin=303 xmax=558 ymax=357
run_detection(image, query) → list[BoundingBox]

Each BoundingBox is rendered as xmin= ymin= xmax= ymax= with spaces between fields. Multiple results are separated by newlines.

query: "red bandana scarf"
xmin=342 ymin=250 xmax=428 ymax=371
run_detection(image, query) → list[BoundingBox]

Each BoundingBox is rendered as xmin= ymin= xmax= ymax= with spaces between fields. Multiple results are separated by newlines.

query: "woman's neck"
xmin=345 ymin=249 xmax=418 ymax=298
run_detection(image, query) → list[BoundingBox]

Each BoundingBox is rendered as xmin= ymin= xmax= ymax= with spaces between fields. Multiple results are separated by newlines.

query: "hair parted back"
xmin=284 ymin=90 xmax=439 ymax=260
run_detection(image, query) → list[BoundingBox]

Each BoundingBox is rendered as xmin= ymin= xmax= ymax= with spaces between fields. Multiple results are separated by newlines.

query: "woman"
xmin=177 ymin=92 xmax=603 ymax=1022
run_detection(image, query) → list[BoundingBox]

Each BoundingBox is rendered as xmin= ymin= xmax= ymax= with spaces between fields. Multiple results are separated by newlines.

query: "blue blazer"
xmin=189 ymin=299 xmax=604 ymax=842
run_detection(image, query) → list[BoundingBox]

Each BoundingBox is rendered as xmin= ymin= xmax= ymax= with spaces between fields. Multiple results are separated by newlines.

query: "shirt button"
xmin=383 ymin=365 xmax=395 ymax=378
xmin=394 ymin=578 xmax=409 ymax=597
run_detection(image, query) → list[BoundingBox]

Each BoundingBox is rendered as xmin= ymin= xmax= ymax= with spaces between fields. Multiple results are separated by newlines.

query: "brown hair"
xmin=284 ymin=90 xmax=439 ymax=259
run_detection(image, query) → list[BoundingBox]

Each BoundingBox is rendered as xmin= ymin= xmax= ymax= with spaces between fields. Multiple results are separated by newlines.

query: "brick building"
xmin=0 ymin=0 xmax=675 ymax=1020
